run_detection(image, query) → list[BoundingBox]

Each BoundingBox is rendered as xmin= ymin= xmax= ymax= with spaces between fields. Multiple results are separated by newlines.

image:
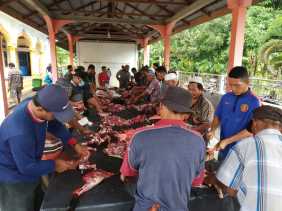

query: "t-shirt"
xmin=145 ymin=79 xmax=161 ymax=103
xmin=215 ymin=89 xmax=260 ymax=159
xmin=98 ymin=72 xmax=110 ymax=87
xmin=217 ymin=129 xmax=282 ymax=211
xmin=0 ymin=100 xmax=74 ymax=182
xmin=124 ymin=119 xmax=205 ymax=211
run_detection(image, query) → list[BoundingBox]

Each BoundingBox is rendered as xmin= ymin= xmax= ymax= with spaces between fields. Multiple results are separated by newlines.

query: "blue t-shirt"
xmin=0 ymin=100 xmax=72 ymax=183
xmin=215 ymin=90 xmax=260 ymax=159
xmin=128 ymin=120 xmax=205 ymax=211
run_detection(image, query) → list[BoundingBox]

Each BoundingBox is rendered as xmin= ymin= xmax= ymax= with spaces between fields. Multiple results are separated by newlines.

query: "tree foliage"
xmin=149 ymin=4 xmax=282 ymax=79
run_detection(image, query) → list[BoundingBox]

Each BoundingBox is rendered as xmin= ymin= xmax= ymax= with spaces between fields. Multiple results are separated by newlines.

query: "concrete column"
xmin=227 ymin=0 xmax=252 ymax=90
xmin=149 ymin=22 xmax=176 ymax=70
xmin=142 ymin=37 xmax=150 ymax=66
xmin=66 ymin=33 xmax=74 ymax=66
xmin=0 ymin=35 xmax=9 ymax=122
xmin=43 ymin=16 xmax=58 ymax=81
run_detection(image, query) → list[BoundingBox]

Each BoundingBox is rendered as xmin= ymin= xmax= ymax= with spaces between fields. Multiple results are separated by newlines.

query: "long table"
xmin=41 ymin=108 xmax=240 ymax=211
xmin=41 ymin=151 xmax=240 ymax=211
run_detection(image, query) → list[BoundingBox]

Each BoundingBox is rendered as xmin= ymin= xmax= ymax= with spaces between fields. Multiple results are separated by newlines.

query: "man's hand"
xmin=74 ymin=144 xmax=91 ymax=161
xmin=206 ymin=130 xmax=215 ymax=141
xmin=120 ymin=174 xmax=125 ymax=182
xmin=55 ymin=159 xmax=78 ymax=173
xmin=204 ymin=171 xmax=217 ymax=186
xmin=215 ymin=139 xmax=230 ymax=151
xmin=81 ymin=128 xmax=95 ymax=136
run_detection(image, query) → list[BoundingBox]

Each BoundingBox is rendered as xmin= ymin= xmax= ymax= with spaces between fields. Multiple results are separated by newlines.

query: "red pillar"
xmin=149 ymin=22 xmax=176 ymax=70
xmin=227 ymin=0 xmax=252 ymax=71
xmin=143 ymin=37 xmax=150 ymax=66
xmin=66 ymin=33 xmax=74 ymax=66
xmin=0 ymin=35 xmax=8 ymax=121
xmin=43 ymin=16 xmax=58 ymax=81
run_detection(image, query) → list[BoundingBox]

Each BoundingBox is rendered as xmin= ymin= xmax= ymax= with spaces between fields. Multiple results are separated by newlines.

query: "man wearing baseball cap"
xmin=0 ymin=85 xmax=89 ymax=211
xmin=121 ymin=86 xmax=205 ymax=211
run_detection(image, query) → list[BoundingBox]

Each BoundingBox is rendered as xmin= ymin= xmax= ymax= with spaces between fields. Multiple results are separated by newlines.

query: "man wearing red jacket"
xmin=98 ymin=66 xmax=110 ymax=88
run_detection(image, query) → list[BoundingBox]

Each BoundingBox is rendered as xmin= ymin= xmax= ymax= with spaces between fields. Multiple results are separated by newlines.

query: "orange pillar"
xmin=227 ymin=0 xmax=252 ymax=71
xmin=149 ymin=22 xmax=176 ymax=70
xmin=66 ymin=33 xmax=74 ymax=66
xmin=43 ymin=16 xmax=58 ymax=81
xmin=0 ymin=35 xmax=9 ymax=121
xmin=143 ymin=37 xmax=150 ymax=66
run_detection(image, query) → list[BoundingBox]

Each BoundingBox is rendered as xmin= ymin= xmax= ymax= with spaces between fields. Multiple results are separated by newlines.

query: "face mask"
xmin=79 ymin=80 xmax=85 ymax=87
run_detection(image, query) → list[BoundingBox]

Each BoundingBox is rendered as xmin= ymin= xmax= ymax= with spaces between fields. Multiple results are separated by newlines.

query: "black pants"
xmin=0 ymin=181 xmax=38 ymax=211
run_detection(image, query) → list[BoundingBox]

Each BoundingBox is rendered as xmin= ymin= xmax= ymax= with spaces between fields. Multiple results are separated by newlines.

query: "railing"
xmin=178 ymin=71 xmax=282 ymax=106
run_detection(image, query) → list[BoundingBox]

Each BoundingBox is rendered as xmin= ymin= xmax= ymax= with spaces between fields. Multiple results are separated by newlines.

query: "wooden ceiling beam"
xmin=94 ymin=0 xmax=188 ymax=5
xmin=53 ymin=14 xmax=164 ymax=25
xmin=165 ymin=0 xmax=217 ymax=23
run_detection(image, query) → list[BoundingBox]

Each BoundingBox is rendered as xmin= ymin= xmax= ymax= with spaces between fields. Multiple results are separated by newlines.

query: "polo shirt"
xmin=121 ymin=119 xmax=205 ymax=211
xmin=216 ymin=129 xmax=282 ymax=211
xmin=214 ymin=89 xmax=260 ymax=159
xmin=0 ymin=100 xmax=75 ymax=183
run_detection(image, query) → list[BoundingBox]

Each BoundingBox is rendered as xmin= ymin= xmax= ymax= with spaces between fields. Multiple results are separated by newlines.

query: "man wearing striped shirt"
xmin=206 ymin=105 xmax=282 ymax=211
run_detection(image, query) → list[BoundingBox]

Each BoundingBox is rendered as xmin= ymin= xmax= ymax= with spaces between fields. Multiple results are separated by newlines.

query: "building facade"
xmin=0 ymin=11 xmax=51 ymax=78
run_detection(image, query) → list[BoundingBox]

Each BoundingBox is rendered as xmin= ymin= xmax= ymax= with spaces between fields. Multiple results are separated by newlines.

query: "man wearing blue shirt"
xmin=122 ymin=86 xmax=205 ymax=211
xmin=208 ymin=66 xmax=260 ymax=160
xmin=0 ymin=85 xmax=89 ymax=211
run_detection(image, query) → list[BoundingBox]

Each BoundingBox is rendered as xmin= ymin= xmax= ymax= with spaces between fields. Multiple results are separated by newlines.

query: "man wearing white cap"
xmin=187 ymin=76 xmax=214 ymax=127
xmin=164 ymin=72 xmax=178 ymax=87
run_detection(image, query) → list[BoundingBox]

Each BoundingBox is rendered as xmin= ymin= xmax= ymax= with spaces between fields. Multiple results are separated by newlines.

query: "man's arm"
xmin=206 ymin=116 xmax=220 ymax=140
xmin=217 ymin=129 xmax=252 ymax=150
xmin=9 ymin=135 xmax=55 ymax=176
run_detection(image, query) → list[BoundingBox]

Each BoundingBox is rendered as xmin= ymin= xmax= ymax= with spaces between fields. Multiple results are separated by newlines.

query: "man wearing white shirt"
xmin=205 ymin=105 xmax=282 ymax=211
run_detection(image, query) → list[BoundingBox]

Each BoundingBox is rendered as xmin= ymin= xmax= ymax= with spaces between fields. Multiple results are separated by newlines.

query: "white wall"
xmin=0 ymin=11 xmax=50 ymax=74
xmin=77 ymin=41 xmax=138 ymax=87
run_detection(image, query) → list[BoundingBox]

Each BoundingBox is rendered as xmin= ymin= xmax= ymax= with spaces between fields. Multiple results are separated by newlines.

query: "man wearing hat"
xmin=205 ymin=105 xmax=282 ymax=211
xmin=0 ymin=85 xmax=89 ymax=211
xmin=132 ymin=69 xmax=161 ymax=103
xmin=187 ymin=76 xmax=214 ymax=133
xmin=121 ymin=86 xmax=205 ymax=211
xmin=207 ymin=66 xmax=260 ymax=160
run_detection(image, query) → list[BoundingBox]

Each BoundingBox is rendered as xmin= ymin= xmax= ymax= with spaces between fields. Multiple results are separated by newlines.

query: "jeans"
xmin=0 ymin=181 xmax=38 ymax=211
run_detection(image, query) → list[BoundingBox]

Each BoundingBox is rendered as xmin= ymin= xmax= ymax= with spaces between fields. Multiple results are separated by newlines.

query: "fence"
xmin=178 ymin=71 xmax=282 ymax=106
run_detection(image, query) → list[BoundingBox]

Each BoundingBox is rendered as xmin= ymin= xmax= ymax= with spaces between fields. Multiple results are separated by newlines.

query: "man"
xmin=64 ymin=65 xmax=74 ymax=81
xmin=132 ymin=69 xmax=161 ymax=104
xmin=208 ymin=66 xmax=260 ymax=160
xmin=98 ymin=66 xmax=110 ymax=88
xmin=70 ymin=70 xmax=103 ymax=113
xmin=0 ymin=85 xmax=89 ymax=211
xmin=7 ymin=62 xmax=23 ymax=104
xmin=205 ymin=105 xmax=282 ymax=211
xmin=121 ymin=86 xmax=205 ymax=211
xmin=164 ymin=72 xmax=178 ymax=87
xmin=86 ymin=64 xmax=96 ymax=93
xmin=156 ymin=66 xmax=167 ymax=96
xmin=116 ymin=64 xmax=131 ymax=89
xmin=187 ymin=76 xmax=214 ymax=126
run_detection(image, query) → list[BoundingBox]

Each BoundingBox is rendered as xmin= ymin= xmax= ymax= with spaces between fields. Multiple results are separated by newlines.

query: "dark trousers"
xmin=0 ymin=181 xmax=38 ymax=211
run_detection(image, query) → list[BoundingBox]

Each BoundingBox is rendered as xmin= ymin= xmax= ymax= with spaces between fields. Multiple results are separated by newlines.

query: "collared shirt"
xmin=145 ymin=79 xmax=161 ymax=103
xmin=121 ymin=119 xmax=205 ymax=211
xmin=215 ymin=89 xmax=260 ymax=159
xmin=216 ymin=129 xmax=282 ymax=211
xmin=190 ymin=95 xmax=214 ymax=124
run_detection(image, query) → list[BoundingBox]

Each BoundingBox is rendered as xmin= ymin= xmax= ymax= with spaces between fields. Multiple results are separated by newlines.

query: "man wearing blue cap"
xmin=0 ymin=85 xmax=89 ymax=211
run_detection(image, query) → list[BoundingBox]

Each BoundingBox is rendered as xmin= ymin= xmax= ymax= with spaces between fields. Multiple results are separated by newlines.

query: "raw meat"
xmin=73 ymin=169 xmax=114 ymax=197
xmin=103 ymin=142 xmax=127 ymax=159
